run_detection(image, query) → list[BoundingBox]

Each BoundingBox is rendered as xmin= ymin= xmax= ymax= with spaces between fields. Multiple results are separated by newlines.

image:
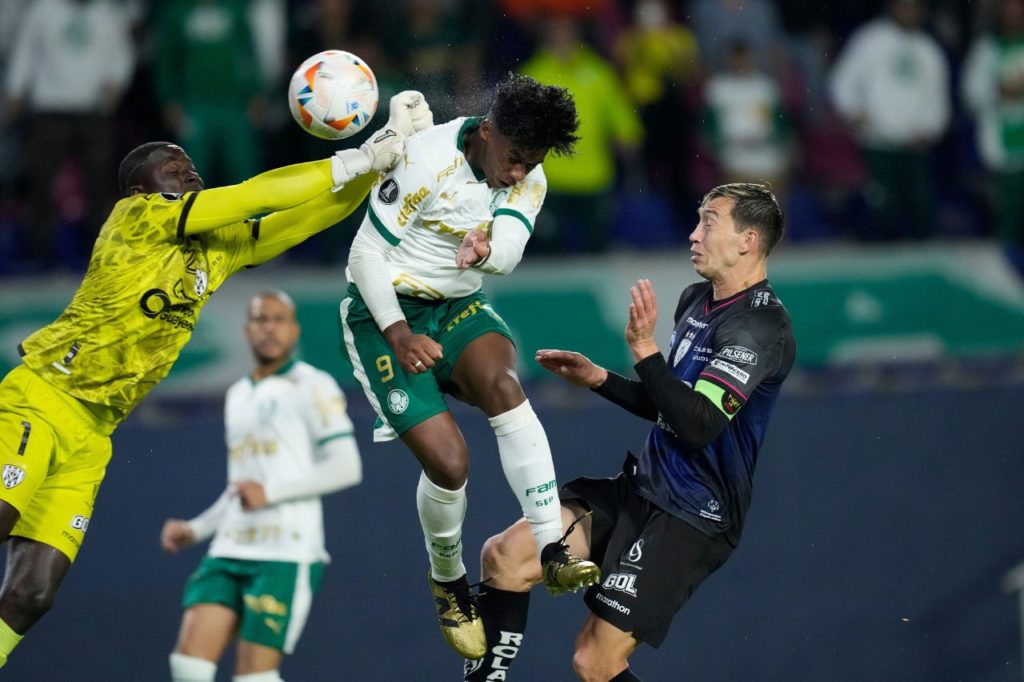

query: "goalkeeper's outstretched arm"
xmin=184 ymin=159 xmax=339 ymax=236
xmin=183 ymin=90 xmax=433 ymax=237
xmin=248 ymin=173 xmax=376 ymax=266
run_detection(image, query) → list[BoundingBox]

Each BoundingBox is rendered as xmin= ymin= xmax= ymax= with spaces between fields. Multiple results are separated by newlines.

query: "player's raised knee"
xmin=481 ymin=524 xmax=541 ymax=590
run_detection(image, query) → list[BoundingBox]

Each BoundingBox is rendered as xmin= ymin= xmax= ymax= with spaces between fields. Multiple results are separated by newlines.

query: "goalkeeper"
xmin=0 ymin=91 xmax=432 ymax=669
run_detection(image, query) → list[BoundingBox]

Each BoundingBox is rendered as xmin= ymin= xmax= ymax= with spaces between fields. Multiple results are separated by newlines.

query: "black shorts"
xmin=560 ymin=459 xmax=735 ymax=647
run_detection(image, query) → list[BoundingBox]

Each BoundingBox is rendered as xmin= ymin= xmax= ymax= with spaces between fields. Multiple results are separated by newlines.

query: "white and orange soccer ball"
xmin=287 ymin=50 xmax=379 ymax=140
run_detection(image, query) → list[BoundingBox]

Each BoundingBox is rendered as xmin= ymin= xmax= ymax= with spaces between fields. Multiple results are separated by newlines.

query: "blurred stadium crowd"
xmin=0 ymin=0 xmax=1022 ymax=276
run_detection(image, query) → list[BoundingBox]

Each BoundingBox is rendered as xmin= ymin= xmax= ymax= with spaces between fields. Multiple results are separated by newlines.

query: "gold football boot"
xmin=540 ymin=511 xmax=601 ymax=596
xmin=428 ymin=572 xmax=487 ymax=660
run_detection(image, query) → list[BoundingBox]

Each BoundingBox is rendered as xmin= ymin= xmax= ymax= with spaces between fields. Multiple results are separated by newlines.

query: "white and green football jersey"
xmin=350 ymin=116 xmax=547 ymax=300
xmin=207 ymin=360 xmax=355 ymax=563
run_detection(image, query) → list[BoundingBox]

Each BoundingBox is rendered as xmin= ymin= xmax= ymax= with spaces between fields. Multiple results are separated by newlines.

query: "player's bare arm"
xmin=535 ymin=349 xmax=608 ymax=388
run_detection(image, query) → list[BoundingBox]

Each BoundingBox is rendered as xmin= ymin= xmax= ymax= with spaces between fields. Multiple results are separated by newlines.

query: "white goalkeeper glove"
xmin=330 ymin=90 xmax=434 ymax=190
xmin=386 ymin=90 xmax=434 ymax=136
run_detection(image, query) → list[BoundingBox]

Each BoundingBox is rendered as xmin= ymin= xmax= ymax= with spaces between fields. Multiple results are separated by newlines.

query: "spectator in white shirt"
xmin=829 ymin=0 xmax=950 ymax=240
xmin=702 ymin=39 xmax=792 ymax=197
xmin=962 ymin=0 xmax=1024 ymax=277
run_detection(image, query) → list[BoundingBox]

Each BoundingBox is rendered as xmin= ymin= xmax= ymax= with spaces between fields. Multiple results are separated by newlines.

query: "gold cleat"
xmin=428 ymin=572 xmax=487 ymax=660
xmin=541 ymin=542 xmax=601 ymax=597
xmin=540 ymin=511 xmax=601 ymax=597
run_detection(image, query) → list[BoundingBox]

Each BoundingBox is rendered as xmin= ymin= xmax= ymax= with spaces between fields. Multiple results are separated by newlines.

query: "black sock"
xmin=610 ymin=667 xmax=643 ymax=681
xmin=463 ymin=586 xmax=530 ymax=681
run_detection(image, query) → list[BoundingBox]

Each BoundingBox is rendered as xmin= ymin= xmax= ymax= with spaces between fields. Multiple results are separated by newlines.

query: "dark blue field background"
xmin=4 ymin=382 xmax=1024 ymax=681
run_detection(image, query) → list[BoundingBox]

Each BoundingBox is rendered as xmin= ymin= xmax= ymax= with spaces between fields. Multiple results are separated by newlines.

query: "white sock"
xmin=233 ymin=671 xmax=284 ymax=682
xmin=416 ymin=471 xmax=468 ymax=582
xmin=170 ymin=653 xmax=216 ymax=682
xmin=489 ymin=400 xmax=564 ymax=555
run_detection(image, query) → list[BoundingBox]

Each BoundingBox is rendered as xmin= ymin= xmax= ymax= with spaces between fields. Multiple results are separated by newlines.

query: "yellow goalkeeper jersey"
xmin=16 ymin=160 xmax=374 ymax=425
xmin=18 ymin=191 xmax=254 ymax=419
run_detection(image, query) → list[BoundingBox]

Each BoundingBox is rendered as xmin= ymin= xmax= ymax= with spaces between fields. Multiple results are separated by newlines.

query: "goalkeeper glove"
xmin=330 ymin=90 xmax=433 ymax=189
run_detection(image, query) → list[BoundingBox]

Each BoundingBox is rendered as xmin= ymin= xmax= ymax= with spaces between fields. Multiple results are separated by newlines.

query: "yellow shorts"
xmin=0 ymin=366 xmax=113 ymax=561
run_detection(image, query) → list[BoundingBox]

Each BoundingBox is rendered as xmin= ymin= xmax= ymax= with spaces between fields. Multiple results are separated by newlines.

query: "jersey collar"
xmin=249 ymin=357 xmax=296 ymax=384
xmin=706 ymin=279 xmax=770 ymax=313
xmin=457 ymin=116 xmax=488 ymax=182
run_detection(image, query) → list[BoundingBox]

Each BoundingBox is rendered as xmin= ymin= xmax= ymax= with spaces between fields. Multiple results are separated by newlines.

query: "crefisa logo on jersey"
xmin=1 ymin=464 xmax=25 ymax=489
xmin=387 ymin=389 xmax=410 ymax=414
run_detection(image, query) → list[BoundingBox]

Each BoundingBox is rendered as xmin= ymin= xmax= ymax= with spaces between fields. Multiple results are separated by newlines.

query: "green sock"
xmin=0 ymin=618 xmax=24 ymax=668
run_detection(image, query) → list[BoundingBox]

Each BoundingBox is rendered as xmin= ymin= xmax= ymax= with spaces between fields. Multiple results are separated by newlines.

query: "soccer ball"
xmin=288 ymin=50 xmax=379 ymax=140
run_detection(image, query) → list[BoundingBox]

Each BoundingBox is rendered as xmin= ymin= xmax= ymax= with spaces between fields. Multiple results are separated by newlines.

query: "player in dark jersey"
xmin=0 ymin=92 xmax=432 ymax=669
xmin=463 ymin=183 xmax=796 ymax=681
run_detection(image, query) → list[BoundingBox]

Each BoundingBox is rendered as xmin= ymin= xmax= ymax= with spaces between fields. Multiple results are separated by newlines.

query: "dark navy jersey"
xmin=631 ymin=279 xmax=796 ymax=546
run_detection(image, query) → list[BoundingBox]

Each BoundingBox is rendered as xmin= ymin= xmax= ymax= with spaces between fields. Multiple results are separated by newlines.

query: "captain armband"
xmin=694 ymin=379 xmax=743 ymax=420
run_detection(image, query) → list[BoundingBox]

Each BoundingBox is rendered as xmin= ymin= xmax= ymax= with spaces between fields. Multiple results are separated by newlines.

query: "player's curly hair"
xmin=118 ymin=141 xmax=175 ymax=196
xmin=701 ymin=183 xmax=786 ymax=256
xmin=489 ymin=74 xmax=580 ymax=156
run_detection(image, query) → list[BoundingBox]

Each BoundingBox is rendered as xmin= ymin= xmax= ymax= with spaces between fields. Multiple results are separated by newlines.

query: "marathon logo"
xmin=595 ymin=592 xmax=631 ymax=615
xmin=686 ymin=316 xmax=709 ymax=329
xmin=61 ymin=530 xmax=81 ymax=550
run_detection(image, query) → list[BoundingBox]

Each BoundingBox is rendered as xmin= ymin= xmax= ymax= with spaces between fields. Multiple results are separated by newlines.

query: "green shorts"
xmin=338 ymin=284 xmax=514 ymax=441
xmin=181 ymin=556 xmax=325 ymax=654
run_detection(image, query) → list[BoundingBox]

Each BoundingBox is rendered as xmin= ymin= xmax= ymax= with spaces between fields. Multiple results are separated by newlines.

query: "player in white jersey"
xmin=338 ymin=73 xmax=599 ymax=661
xmin=160 ymin=291 xmax=362 ymax=682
